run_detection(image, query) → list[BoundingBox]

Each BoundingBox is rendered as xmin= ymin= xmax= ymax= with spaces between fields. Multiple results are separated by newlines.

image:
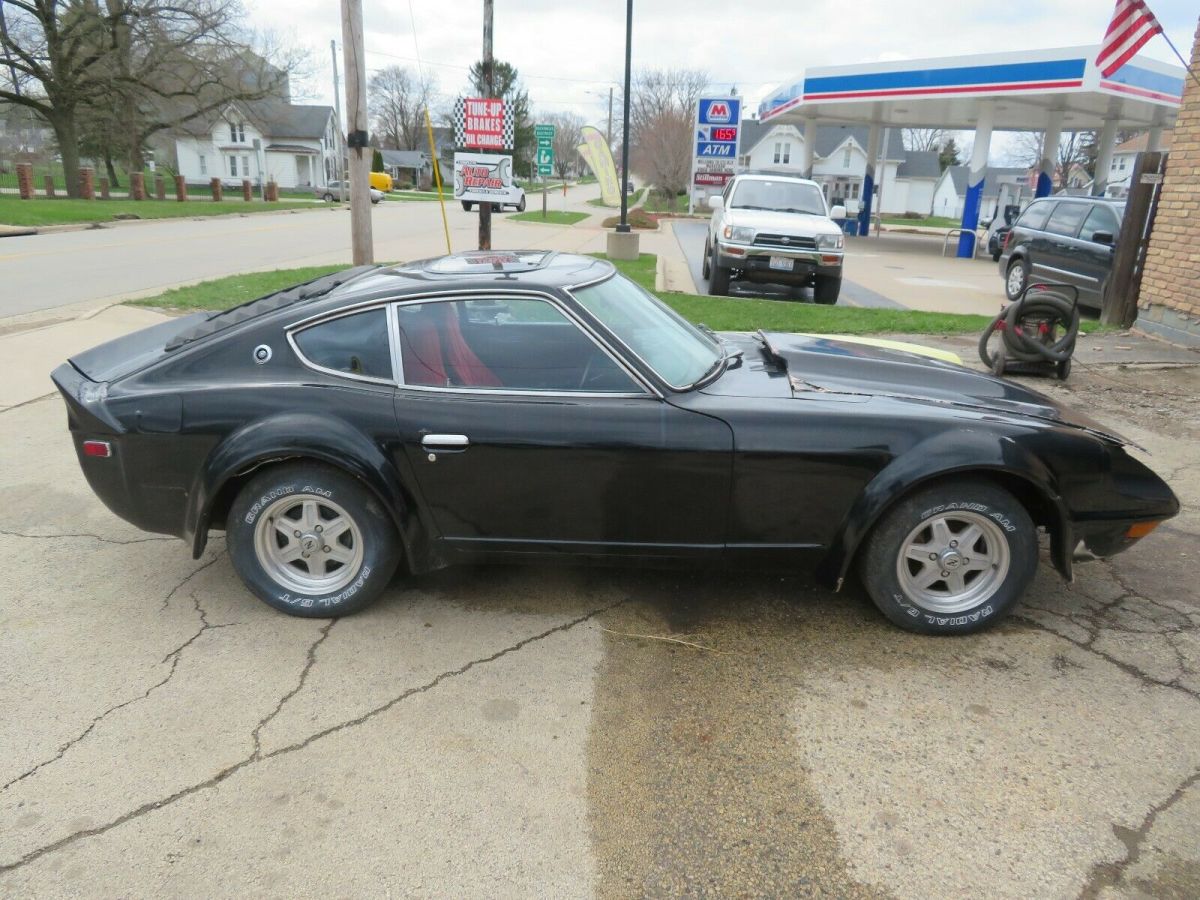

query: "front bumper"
xmin=717 ymin=241 xmax=842 ymax=284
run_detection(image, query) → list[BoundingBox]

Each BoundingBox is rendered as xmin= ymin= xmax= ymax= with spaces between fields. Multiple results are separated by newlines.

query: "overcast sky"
xmin=256 ymin=0 xmax=1197 ymax=159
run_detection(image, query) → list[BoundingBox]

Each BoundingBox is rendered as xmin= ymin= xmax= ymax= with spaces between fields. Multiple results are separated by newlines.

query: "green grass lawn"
xmin=881 ymin=215 xmax=964 ymax=229
xmin=129 ymin=252 xmax=1103 ymax=337
xmin=588 ymin=188 xmax=644 ymax=208
xmin=131 ymin=266 xmax=348 ymax=311
xmin=0 ymin=195 xmax=321 ymax=227
xmin=643 ymin=190 xmax=692 ymax=215
xmin=509 ymin=210 xmax=589 ymax=225
xmin=382 ymin=190 xmax=449 ymax=202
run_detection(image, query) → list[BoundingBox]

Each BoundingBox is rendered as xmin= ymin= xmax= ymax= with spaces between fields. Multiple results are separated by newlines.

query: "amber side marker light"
xmin=82 ymin=440 xmax=112 ymax=458
xmin=1126 ymin=521 xmax=1161 ymax=539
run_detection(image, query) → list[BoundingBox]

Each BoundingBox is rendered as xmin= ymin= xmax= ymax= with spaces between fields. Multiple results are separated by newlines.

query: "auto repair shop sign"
xmin=454 ymin=97 xmax=513 ymax=150
xmin=454 ymin=152 xmax=520 ymax=204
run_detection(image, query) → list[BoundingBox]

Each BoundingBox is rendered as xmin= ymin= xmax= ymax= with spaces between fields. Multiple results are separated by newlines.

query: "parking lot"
xmin=2 ymin=318 xmax=1198 ymax=895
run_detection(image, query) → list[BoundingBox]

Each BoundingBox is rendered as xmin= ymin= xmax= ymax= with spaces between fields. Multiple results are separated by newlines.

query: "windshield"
xmin=572 ymin=273 xmax=721 ymax=389
xmin=730 ymin=179 xmax=827 ymax=215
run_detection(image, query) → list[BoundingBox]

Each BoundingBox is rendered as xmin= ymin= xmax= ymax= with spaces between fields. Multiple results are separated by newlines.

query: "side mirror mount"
xmin=1092 ymin=230 xmax=1114 ymax=245
xmin=830 ymin=204 xmax=847 ymax=220
xmin=707 ymin=195 xmax=723 ymax=211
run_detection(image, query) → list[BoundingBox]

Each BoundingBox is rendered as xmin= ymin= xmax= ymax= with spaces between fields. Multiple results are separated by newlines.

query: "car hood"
xmin=724 ymin=209 xmax=841 ymax=236
xmin=705 ymin=331 xmax=1134 ymax=447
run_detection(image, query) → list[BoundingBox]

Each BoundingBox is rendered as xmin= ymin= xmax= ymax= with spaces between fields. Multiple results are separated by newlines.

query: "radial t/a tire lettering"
xmin=858 ymin=480 xmax=1038 ymax=635
xmin=227 ymin=463 xmax=401 ymax=617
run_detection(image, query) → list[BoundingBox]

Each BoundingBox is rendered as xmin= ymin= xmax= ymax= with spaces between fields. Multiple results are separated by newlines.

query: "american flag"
xmin=1095 ymin=0 xmax=1163 ymax=77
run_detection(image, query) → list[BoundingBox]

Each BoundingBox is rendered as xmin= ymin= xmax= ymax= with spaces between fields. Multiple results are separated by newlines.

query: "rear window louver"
xmin=164 ymin=265 xmax=379 ymax=351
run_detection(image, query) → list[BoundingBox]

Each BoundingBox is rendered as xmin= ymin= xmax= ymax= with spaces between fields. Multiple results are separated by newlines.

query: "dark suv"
xmin=998 ymin=196 xmax=1124 ymax=311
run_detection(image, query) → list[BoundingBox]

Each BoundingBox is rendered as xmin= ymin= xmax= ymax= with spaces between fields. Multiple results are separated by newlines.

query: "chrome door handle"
xmin=421 ymin=434 xmax=470 ymax=449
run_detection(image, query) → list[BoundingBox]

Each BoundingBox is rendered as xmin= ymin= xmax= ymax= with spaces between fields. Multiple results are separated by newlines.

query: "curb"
xmin=1 ymin=203 xmax=341 ymax=236
xmin=654 ymin=255 xmax=666 ymax=292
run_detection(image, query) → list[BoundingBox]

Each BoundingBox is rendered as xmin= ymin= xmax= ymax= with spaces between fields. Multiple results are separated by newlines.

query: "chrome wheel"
xmin=895 ymin=510 xmax=1011 ymax=614
xmin=1006 ymin=262 xmax=1025 ymax=297
xmin=254 ymin=493 xmax=364 ymax=595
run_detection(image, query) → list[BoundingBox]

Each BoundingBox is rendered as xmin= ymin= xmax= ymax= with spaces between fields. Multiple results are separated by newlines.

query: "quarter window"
xmin=395 ymin=298 xmax=639 ymax=393
xmin=293 ymin=308 xmax=392 ymax=380
xmin=1079 ymin=205 xmax=1120 ymax=242
xmin=1044 ymin=202 xmax=1089 ymax=237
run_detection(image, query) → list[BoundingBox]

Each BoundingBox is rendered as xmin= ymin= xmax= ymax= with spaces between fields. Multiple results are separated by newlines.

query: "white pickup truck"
xmin=703 ymin=173 xmax=847 ymax=303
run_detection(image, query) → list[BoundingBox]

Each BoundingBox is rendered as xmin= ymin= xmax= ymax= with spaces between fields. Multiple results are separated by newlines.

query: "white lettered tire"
xmin=859 ymin=480 xmax=1038 ymax=635
xmin=227 ymin=463 xmax=401 ymax=617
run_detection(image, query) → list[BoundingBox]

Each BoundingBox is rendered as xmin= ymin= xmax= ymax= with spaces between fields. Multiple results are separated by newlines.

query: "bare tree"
xmin=544 ymin=110 xmax=582 ymax=178
xmin=902 ymin=128 xmax=948 ymax=153
xmin=0 ymin=0 xmax=301 ymax=196
xmin=369 ymin=64 xmax=436 ymax=150
xmin=1008 ymin=129 xmax=1099 ymax=190
xmin=624 ymin=68 xmax=708 ymax=207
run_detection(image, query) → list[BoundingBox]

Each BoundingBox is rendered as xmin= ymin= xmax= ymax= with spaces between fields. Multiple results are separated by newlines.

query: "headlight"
xmin=722 ymin=225 xmax=755 ymax=243
xmin=816 ymin=233 xmax=844 ymax=251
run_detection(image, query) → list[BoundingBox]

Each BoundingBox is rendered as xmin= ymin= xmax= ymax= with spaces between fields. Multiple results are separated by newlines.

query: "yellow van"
xmin=369 ymin=171 xmax=393 ymax=193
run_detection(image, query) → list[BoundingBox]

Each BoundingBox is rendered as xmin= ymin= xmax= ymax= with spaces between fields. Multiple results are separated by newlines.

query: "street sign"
xmin=536 ymin=144 xmax=554 ymax=177
xmin=535 ymin=123 xmax=556 ymax=148
xmin=689 ymin=97 xmax=742 ymax=213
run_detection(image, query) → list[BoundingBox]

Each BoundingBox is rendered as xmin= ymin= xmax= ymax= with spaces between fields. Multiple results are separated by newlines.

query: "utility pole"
xmin=330 ymin=39 xmax=346 ymax=192
xmin=617 ymin=0 xmax=633 ymax=233
xmin=478 ymin=0 xmax=494 ymax=250
xmin=607 ymin=86 xmax=613 ymax=147
xmin=340 ymin=0 xmax=373 ymax=264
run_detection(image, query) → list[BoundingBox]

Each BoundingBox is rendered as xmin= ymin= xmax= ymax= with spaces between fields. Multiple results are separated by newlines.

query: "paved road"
xmin=2 ymin=304 xmax=1198 ymax=895
xmin=0 ymin=183 xmax=608 ymax=319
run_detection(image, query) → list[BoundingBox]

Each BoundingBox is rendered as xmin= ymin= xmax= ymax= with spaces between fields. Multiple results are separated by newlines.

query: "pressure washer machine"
xmin=978 ymin=282 xmax=1081 ymax=380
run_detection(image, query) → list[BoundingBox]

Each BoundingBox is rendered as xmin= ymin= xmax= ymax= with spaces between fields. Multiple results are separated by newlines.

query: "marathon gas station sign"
xmin=689 ymin=97 xmax=741 ymax=212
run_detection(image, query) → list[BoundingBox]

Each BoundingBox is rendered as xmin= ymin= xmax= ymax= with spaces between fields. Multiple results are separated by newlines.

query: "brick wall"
xmin=1138 ymin=19 xmax=1200 ymax=347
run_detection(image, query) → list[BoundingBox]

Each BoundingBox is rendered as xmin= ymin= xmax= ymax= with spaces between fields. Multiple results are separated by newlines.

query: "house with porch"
xmin=169 ymin=100 xmax=338 ymax=189
xmin=1103 ymin=131 xmax=1174 ymax=198
xmin=735 ymin=120 xmax=942 ymax=215
xmin=931 ymin=166 xmax=1032 ymax=221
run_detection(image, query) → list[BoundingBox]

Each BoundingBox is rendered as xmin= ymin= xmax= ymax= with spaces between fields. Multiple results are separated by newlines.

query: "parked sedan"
xmin=315 ymin=181 xmax=383 ymax=204
xmin=999 ymin=196 xmax=1124 ymax=310
xmin=53 ymin=252 xmax=1177 ymax=635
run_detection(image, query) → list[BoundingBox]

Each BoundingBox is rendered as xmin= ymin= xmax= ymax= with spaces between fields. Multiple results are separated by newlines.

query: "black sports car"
xmin=52 ymin=251 xmax=1179 ymax=635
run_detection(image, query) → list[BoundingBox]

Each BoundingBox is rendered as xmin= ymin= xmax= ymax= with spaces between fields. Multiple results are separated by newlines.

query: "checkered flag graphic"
xmin=454 ymin=98 xmax=513 ymax=151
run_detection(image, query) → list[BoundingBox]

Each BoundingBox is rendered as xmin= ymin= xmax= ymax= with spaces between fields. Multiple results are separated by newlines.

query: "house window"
xmin=229 ymin=155 xmax=238 ymax=177
xmin=230 ymin=121 xmax=245 ymax=143
xmin=843 ymin=148 xmax=852 ymax=168
xmin=773 ymin=142 xmax=782 ymax=164
xmin=781 ymin=143 xmax=791 ymax=164
xmin=199 ymin=155 xmax=207 ymax=175
xmin=242 ymin=155 xmax=250 ymax=177
xmin=1118 ymin=157 xmax=1126 ymax=171
xmin=850 ymin=182 xmax=860 ymax=199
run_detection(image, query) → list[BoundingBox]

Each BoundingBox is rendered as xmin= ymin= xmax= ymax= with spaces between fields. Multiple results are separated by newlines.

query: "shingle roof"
xmin=739 ymin=119 xmax=910 ymax=163
xmin=896 ymin=150 xmax=941 ymax=179
xmin=1114 ymin=130 xmax=1173 ymax=153
xmin=174 ymin=101 xmax=333 ymax=140
xmin=943 ymin=165 xmax=1031 ymax=197
xmin=379 ymin=149 xmax=430 ymax=168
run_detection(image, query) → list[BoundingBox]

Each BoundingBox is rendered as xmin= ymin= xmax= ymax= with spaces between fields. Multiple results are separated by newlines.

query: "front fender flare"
xmin=186 ymin=413 xmax=429 ymax=568
xmin=816 ymin=432 xmax=1070 ymax=589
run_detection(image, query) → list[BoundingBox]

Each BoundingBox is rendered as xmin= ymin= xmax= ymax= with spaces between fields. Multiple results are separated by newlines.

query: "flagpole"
xmin=1158 ymin=29 xmax=1200 ymax=90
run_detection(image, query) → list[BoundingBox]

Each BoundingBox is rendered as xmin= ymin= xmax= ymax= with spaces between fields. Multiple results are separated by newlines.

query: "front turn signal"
xmin=1126 ymin=521 xmax=1161 ymax=539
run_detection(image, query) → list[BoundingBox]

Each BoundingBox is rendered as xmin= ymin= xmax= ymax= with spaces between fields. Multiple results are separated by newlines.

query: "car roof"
xmin=734 ymin=172 xmax=821 ymax=187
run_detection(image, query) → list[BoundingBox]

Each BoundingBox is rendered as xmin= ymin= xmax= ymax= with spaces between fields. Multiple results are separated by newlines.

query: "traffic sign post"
xmin=535 ymin=124 xmax=556 ymax=179
xmin=688 ymin=97 xmax=741 ymax=214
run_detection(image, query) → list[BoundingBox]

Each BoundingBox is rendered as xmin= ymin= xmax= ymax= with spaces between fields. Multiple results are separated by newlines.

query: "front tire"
xmin=701 ymin=239 xmax=711 ymax=279
xmin=461 ymin=200 xmax=473 ymax=212
xmin=813 ymin=274 xmax=840 ymax=304
xmin=859 ymin=480 xmax=1038 ymax=635
xmin=516 ymin=196 xmax=526 ymax=212
xmin=708 ymin=247 xmax=730 ymax=295
xmin=227 ymin=463 xmax=401 ymax=618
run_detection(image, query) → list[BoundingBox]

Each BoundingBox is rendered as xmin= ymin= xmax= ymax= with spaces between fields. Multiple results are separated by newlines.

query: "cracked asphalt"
xmin=2 ymin=356 xmax=1198 ymax=897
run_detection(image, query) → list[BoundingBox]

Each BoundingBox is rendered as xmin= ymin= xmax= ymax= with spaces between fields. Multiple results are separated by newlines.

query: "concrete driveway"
xmin=1 ymin=309 xmax=1198 ymax=897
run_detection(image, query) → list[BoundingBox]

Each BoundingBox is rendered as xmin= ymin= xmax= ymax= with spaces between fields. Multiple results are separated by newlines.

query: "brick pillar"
xmin=16 ymin=162 xmax=33 ymax=199
xmin=43 ymin=175 xmax=55 ymax=198
xmin=211 ymin=178 xmax=223 ymax=201
xmin=154 ymin=174 xmax=166 ymax=201
xmin=130 ymin=172 xmax=146 ymax=200
xmin=266 ymin=180 xmax=279 ymax=202
xmin=242 ymin=179 xmax=252 ymax=201
xmin=79 ymin=168 xmax=95 ymax=200
xmin=99 ymin=178 xmax=110 ymax=200
xmin=174 ymin=175 xmax=187 ymax=202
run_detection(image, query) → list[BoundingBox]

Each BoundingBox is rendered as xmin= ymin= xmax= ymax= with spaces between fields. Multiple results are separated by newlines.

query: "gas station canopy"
xmin=758 ymin=45 xmax=1185 ymax=132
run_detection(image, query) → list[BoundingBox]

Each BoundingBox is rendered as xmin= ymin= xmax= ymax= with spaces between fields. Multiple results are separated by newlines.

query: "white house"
xmin=170 ymin=100 xmax=338 ymax=189
xmin=1103 ymin=131 xmax=1173 ymax=198
xmin=931 ymin=166 xmax=1032 ymax=220
xmin=736 ymin=120 xmax=942 ymax=215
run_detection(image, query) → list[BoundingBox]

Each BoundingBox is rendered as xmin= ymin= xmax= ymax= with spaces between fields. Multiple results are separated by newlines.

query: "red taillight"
xmin=82 ymin=440 xmax=112 ymax=458
xmin=1003 ymin=230 xmax=1014 ymax=251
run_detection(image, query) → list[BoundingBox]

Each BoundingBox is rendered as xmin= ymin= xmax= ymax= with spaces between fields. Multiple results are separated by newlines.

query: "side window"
xmin=1017 ymin=201 xmax=1052 ymax=231
xmin=1044 ymin=202 xmax=1089 ymax=237
xmin=1079 ymin=205 xmax=1119 ymax=242
xmin=394 ymin=298 xmax=640 ymax=393
xmin=293 ymin=308 xmax=392 ymax=381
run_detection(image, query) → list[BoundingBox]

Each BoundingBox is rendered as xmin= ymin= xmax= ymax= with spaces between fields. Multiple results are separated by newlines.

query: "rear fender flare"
xmin=187 ymin=413 xmax=433 ymax=570
xmin=816 ymin=432 xmax=1069 ymax=588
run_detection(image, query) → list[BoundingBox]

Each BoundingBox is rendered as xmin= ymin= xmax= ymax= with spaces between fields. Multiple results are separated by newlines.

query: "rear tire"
xmin=813 ymin=274 xmax=840 ymax=304
xmin=1005 ymin=257 xmax=1029 ymax=301
xmin=859 ymin=479 xmax=1038 ymax=635
xmin=227 ymin=463 xmax=401 ymax=618
xmin=708 ymin=247 xmax=730 ymax=296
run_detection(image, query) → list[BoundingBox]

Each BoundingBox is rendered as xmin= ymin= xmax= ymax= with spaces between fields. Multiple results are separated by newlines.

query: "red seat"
xmin=398 ymin=303 xmax=501 ymax=388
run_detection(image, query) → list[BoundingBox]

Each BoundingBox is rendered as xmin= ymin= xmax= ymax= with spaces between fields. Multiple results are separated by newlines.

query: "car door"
xmin=1073 ymin=204 xmax=1121 ymax=309
xmin=1035 ymin=200 xmax=1091 ymax=291
xmin=390 ymin=294 xmax=733 ymax=555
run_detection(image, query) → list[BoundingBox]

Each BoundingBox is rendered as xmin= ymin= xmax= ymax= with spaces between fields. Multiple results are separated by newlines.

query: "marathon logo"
xmin=705 ymin=101 xmax=732 ymax=123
